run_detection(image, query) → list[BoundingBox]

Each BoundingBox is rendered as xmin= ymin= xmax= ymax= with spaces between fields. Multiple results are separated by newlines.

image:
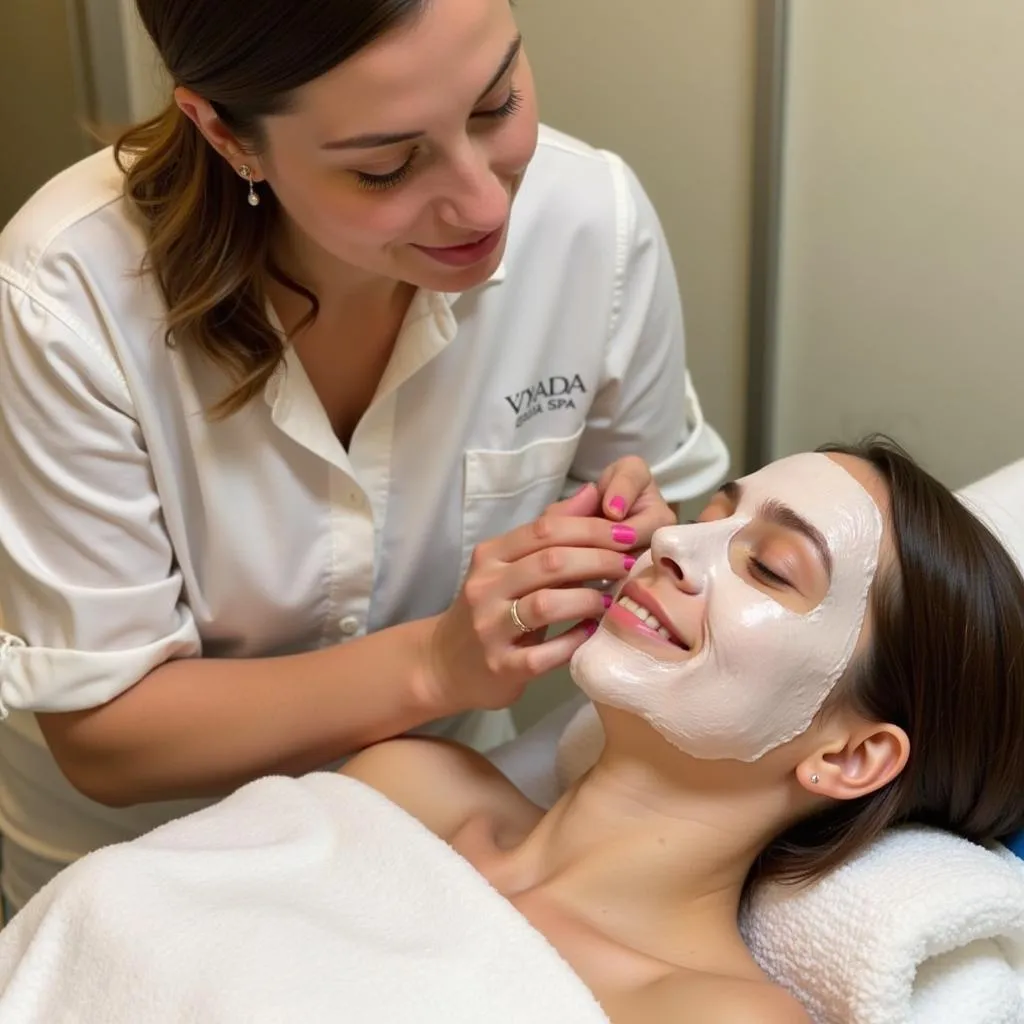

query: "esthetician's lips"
xmin=413 ymin=226 xmax=504 ymax=267
xmin=604 ymin=581 xmax=693 ymax=655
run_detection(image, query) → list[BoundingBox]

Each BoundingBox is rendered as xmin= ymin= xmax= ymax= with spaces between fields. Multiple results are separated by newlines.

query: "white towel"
xmin=555 ymin=702 xmax=1024 ymax=1024
xmin=740 ymin=829 xmax=1024 ymax=1024
xmin=957 ymin=457 xmax=1024 ymax=563
xmin=0 ymin=773 xmax=609 ymax=1024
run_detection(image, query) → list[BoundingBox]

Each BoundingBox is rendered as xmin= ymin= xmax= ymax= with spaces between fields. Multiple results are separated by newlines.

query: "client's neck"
xmin=498 ymin=723 xmax=792 ymax=962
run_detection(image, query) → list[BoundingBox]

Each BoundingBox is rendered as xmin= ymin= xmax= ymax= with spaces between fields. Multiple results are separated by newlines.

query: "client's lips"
xmin=610 ymin=582 xmax=691 ymax=650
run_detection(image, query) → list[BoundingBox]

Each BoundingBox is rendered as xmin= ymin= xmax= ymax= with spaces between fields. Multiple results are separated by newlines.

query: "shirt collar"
xmin=443 ymin=257 xmax=507 ymax=306
xmin=263 ymin=257 xmax=506 ymax=412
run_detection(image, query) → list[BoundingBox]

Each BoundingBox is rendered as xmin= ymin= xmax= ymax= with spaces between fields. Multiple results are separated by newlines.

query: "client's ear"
xmin=797 ymin=719 xmax=910 ymax=801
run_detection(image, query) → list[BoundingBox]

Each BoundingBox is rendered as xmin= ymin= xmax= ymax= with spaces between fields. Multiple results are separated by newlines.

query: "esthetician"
xmin=0 ymin=0 xmax=726 ymax=912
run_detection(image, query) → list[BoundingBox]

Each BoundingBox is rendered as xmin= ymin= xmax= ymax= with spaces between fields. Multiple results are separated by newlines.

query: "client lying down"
xmin=1 ymin=439 xmax=1022 ymax=1024
xmin=341 ymin=440 xmax=1024 ymax=1022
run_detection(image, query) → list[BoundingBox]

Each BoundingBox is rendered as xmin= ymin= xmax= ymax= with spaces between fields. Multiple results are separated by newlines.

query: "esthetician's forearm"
xmin=36 ymin=618 xmax=449 ymax=807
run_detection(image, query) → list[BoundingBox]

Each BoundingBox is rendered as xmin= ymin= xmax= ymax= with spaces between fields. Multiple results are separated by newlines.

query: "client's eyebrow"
xmin=320 ymin=35 xmax=524 ymax=151
xmin=718 ymin=482 xmax=834 ymax=580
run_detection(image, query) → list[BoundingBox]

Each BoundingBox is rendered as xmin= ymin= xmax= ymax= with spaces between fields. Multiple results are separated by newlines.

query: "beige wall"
xmin=119 ymin=0 xmax=171 ymax=122
xmin=512 ymin=0 xmax=758 ymax=728
xmin=516 ymin=0 xmax=757 ymax=471
xmin=0 ymin=0 xmax=90 ymax=225
xmin=0 ymin=3 xmax=166 ymax=230
xmin=773 ymin=0 xmax=1024 ymax=488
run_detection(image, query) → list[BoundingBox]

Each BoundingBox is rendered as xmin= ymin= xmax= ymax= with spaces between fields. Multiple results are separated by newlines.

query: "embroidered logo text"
xmin=504 ymin=375 xmax=588 ymax=428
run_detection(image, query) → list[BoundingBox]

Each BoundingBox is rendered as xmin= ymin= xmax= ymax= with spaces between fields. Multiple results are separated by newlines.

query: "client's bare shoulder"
xmin=340 ymin=736 xmax=542 ymax=841
xmin=623 ymin=971 xmax=811 ymax=1024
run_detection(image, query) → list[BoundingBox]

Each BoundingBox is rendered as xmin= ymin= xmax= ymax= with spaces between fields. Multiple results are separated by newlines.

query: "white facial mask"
xmin=571 ymin=453 xmax=884 ymax=761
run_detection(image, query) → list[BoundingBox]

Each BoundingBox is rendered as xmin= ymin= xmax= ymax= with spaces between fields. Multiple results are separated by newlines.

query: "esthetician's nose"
xmin=436 ymin=141 xmax=510 ymax=235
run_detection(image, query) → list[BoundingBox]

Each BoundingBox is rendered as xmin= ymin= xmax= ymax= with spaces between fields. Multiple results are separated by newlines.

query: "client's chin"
xmin=570 ymin=620 xmax=689 ymax=703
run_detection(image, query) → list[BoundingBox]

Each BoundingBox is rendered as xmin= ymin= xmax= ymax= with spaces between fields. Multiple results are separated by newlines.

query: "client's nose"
xmin=656 ymin=555 xmax=702 ymax=596
xmin=650 ymin=524 xmax=705 ymax=596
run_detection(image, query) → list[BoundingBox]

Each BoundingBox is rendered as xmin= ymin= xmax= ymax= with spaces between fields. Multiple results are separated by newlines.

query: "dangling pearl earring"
xmin=238 ymin=164 xmax=261 ymax=207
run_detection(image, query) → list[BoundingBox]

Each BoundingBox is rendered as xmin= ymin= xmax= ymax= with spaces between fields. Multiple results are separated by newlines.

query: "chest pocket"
xmin=459 ymin=428 xmax=584 ymax=582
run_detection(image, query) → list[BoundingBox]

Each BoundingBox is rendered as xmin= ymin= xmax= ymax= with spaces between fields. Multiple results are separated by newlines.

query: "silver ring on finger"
xmin=509 ymin=598 xmax=533 ymax=635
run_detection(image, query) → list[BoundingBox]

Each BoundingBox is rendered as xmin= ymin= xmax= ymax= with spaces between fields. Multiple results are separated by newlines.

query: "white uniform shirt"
xmin=0 ymin=125 xmax=728 ymax=907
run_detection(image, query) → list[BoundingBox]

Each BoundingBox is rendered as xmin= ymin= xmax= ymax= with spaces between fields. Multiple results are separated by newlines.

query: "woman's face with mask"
xmin=570 ymin=453 xmax=887 ymax=762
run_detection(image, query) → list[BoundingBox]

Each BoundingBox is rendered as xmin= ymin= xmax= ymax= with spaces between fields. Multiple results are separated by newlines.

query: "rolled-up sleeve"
xmin=0 ymin=275 xmax=199 ymax=716
xmin=567 ymin=155 xmax=730 ymax=504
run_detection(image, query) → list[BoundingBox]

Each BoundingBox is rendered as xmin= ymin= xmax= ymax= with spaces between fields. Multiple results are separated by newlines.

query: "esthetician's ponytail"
xmin=751 ymin=436 xmax=1024 ymax=887
xmin=117 ymin=0 xmax=424 ymax=416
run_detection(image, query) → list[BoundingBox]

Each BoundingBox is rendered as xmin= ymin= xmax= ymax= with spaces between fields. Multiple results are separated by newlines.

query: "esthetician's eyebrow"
xmin=718 ymin=482 xmax=834 ymax=580
xmin=474 ymin=35 xmax=523 ymax=103
xmin=319 ymin=35 xmax=523 ymax=151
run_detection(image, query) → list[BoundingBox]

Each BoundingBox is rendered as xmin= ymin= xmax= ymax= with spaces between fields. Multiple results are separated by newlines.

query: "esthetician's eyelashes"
xmin=476 ymin=86 xmax=524 ymax=122
xmin=355 ymin=88 xmax=524 ymax=192
xmin=356 ymin=160 xmax=415 ymax=192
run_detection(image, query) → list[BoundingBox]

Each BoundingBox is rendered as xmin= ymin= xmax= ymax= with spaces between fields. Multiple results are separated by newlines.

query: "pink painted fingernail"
xmin=584 ymin=620 xmax=599 ymax=638
xmin=612 ymin=525 xmax=636 ymax=545
xmin=609 ymin=496 xmax=627 ymax=515
xmin=603 ymin=593 xmax=614 ymax=609
xmin=624 ymin=556 xmax=637 ymax=571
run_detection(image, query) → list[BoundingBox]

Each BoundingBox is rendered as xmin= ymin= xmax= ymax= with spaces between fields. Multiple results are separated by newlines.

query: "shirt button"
xmin=339 ymin=616 xmax=360 ymax=636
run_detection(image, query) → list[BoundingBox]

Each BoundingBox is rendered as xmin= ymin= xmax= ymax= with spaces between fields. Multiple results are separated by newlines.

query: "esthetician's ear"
xmin=174 ymin=86 xmax=263 ymax=178
xmin=797 ymin=720 xmax=910 ymax=801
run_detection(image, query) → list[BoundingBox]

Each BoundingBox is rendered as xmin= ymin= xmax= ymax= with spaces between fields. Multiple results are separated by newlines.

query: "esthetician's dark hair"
xmin=115 ymin=1 xmax=425 ymax=416
xmin=752 ymin=435 xmax=1024 ymax=886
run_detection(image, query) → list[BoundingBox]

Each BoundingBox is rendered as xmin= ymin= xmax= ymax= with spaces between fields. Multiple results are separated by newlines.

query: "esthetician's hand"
xmin=426 ymin=485 xmax=637 ymax=715
xmin=591 ymin=455 xmax=677 ymax=547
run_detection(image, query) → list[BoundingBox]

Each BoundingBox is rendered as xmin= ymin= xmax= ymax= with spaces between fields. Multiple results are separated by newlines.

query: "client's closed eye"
xmin=749 ymin=557 xmax=791 ymax=589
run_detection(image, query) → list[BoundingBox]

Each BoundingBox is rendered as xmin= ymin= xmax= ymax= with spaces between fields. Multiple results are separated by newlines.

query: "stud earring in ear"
xmin=809 ymin=774 xmax=820 ymax=785
xmin=238 ymin=164 xmax=261 ymax=207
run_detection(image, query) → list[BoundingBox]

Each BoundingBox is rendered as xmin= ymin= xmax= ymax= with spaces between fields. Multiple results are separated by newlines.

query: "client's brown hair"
xmin=753 ymin=436 xmax=1024 ymax=885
